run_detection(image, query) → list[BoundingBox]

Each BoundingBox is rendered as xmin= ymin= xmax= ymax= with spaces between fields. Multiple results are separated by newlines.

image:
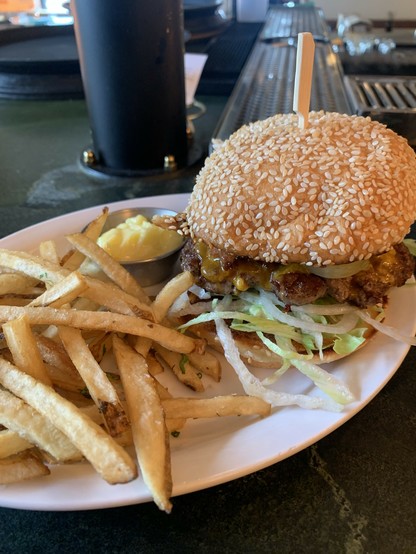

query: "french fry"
xmin=132 ymin=336 xmax=153 ymax=358
xmin=87 ymin=331 xmax=113 ymax=362
xmin=83 ymin=206 xmax=109 ymax=239
xmin=0 ymin=249 xmax=69 ymax=285
xmin=0 ymin=388 xmax=81 ymax=462
xmin=63 ymin=207 xmax=109 ymax=270
xmin=78 ymin=405 xmax=133 ymax=448
xmin=132 ymin=336 xmax=153 ymax=359
xmin=152 ymin=271 xmax=194 ymax=323
xmin=58 ymin=326 xmax=129 ymax=437
xmin=162 ymin=396 xmax=271 ymax=419
xmin=0 ymin=429 xmax=32 ymax=458
xmin=0 ymin=451 xmax=50 ymax=484
xmin=66 ymin=233 xmax=149 ymax=304
xmin=0 ymin=228 xmax=278 ymax=501
xmin=3 ymin=313 xmax=52 ymax=386
xmin=82 ymin=281 xmax=134 ymax=317
xmin=0 ymin=358 xmax=137 ymax=484
xmin=0 ymin=273 xmax=40 ymax=295
xmin=154 ymin=344 xmax=204 ymax=392
xmin=35 ymin=335 xmax=86 ymax=392
xmin=155 ymin=382 xmax=186 ymax=435
xmin=81 ymin=276 xmax=154 ymax=319
xmin=146 ymin=351 xmax=164 ymax=376
xmin=0 ymin=305 xmax=197 ymax=354
xmin=187 ymin=350 xmax=221 ymax=382
xmin=131 ymin=272 xmax=194 ymax=359
xmin=113 ymin=335 xmax=172 ymax=513
xmin=39 ymin=240 xmax=60 ymax=265
xmin=70 ymin=296 xmax=100 ymax=312
xmin=79 ymin=403 xmax=105 ymax=425
xmin=28 ymin=271 xmax=88 ymax=308
xmin=0 ymin=297 xmax=34 ymax=306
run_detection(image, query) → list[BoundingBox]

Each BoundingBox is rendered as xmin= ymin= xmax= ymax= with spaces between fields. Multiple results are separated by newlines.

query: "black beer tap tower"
xmin=72 ymin=0 xmax=188 ymax=177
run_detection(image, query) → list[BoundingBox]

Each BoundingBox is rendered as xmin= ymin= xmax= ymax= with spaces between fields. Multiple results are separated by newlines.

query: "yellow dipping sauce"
xmin=97 ymin=214 xmax=183 ymax=261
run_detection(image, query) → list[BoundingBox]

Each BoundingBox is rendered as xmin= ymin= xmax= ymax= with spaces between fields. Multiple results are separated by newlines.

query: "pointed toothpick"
xmin=293 ymin=32 xmax=315 ymax=130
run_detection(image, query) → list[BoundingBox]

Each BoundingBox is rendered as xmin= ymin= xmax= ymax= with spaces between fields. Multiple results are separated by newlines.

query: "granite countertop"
xmin=0 ymin=92 xmax=415 ymax=554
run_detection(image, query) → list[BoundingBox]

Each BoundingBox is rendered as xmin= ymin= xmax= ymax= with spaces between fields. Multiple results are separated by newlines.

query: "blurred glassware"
xmin=337 ymin=14 xmax=373 ymax=38
xmin=376 ymin=37 xmax=396 ymax=55
xmin=344 ymin=32 xmax=375 ymax=56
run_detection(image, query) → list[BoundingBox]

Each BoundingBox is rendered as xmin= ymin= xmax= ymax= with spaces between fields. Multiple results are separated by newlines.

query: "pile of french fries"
xmin=0 ymin=208 xmax=270 ymax=512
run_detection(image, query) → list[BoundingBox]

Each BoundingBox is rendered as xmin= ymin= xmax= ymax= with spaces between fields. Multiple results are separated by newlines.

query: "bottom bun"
xmin=182 ymin=319 xmax=378 ymax=369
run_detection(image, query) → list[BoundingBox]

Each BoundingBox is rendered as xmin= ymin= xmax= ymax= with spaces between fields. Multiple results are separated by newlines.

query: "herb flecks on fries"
xmin=0 ymin=208 xmax=270 ymax=512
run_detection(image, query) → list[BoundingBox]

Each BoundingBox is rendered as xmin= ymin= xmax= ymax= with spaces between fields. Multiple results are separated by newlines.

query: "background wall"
xmin=315 ymin=0 xmax=416 ymax=21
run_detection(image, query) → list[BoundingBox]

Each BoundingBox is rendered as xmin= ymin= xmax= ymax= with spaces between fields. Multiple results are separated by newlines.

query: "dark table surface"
xmin=0 ymin=28 xmax=416 ymax=554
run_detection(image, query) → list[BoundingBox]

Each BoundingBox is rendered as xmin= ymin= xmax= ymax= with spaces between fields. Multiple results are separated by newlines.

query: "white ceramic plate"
xmin=0 ymin=193 xmax=415 ymax=511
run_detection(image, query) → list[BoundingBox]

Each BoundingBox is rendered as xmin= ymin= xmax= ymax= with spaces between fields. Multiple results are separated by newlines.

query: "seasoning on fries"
xmin=0 ymin=207 xmax=272 ymax=511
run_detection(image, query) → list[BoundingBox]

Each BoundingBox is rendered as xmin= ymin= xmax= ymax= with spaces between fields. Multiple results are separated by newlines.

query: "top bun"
xmin=186 ymin=111 xmax=416 ymax=266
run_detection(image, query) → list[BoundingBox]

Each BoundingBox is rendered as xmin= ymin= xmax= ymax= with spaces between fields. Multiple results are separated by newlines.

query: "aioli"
xmin=97 ymin=215 xmax=183 ymax=261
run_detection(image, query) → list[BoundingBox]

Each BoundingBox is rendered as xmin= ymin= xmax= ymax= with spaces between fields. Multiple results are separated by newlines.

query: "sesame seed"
xmin=186 ymin=111 xmax=416 ymax=266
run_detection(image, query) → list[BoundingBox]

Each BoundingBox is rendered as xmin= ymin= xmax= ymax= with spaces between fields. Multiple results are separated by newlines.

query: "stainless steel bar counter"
xmin=0 ymin=23 xmax=415 ymax=554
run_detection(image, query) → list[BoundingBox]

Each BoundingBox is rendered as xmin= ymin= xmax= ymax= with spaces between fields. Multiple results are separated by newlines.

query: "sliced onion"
xmin=292 ymin=311 xmax=324 ymax=357
xmin=188 ymin=285 xmax=211 ymax=300
xmin=291 ymin=303 xmax=359 ymax=316
xmin=242 ymin=290 xmax=286 ymax=309
xmin=403 ymin=238 xmax=416 ymax=257
xmin=171 ymin=300 xmax=214 ymax=317
xmin=309 ymin=260 xmax=370 ymax=279
xmin=358 ymin=310 xmax=416 ymax=346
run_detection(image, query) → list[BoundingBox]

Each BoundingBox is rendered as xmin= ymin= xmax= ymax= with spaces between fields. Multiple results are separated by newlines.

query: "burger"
xmin=156 ymin=111 xmax=416 ymax=408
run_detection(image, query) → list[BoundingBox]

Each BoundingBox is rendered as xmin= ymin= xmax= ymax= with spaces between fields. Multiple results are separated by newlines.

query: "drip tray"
xmin=213 ymin=41 xmax=351 ymax=143
xmin=344 ymin=75 xmax=416 ymax=148
xmin=260 ymin=5 xmax=329 ymax=43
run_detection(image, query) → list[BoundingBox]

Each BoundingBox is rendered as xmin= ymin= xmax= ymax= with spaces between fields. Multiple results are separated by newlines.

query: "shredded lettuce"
xmin=255 ymin=289 xmax=360 ymax=335
xmin=255 ymin=332 xmax=313 ymax=362
xmin=173 ymin=288 xmax=388 ymax=411
xmin=256 ymin=332 xmax=354 ymax=404
xmin=179 ymin=309 xmax=304 ymax=342
xmin=178 ymin=290 xmax=367 ymax=358
xmin=332 ymin=328 xmax=368 ymax=356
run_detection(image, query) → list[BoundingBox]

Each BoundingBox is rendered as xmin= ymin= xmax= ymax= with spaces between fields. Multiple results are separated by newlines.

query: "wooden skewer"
xmin=293 ymin=32 xmax=315 ymax=130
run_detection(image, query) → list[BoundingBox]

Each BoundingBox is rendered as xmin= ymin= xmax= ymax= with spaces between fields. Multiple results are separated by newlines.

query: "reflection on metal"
xmin=260 ymin=5 xmax=330 ymax=43
xmin=81 ymin=149 xmax=96 ymax=166
xmin=164 ymin=155 xmax=178 ymax=172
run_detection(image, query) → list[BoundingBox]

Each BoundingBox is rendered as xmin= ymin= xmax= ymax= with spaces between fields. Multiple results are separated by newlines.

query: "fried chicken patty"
xmin=181 ymin=240 xmax=415 ymax=308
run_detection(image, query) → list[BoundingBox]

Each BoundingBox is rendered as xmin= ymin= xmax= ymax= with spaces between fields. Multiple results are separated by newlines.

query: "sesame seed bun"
xmin=186 ymin=111 xmax=416 ymax=266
